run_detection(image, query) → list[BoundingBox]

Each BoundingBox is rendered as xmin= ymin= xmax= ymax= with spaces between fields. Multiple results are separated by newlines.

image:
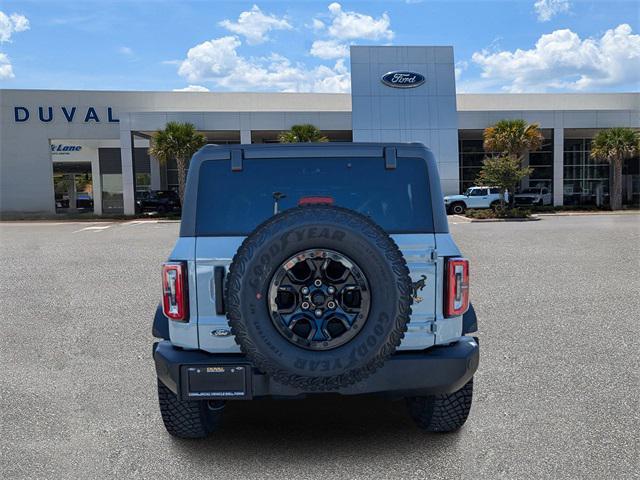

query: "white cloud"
xmin=310 ymin=39 xmax=349 ymax=60
xmin=173 ymin=85 xmax=210 ymax=92
xmin=0 ymin=52 xmax=14 ymax=79
xmin=311 ymin=18 xmax=325 ymax=31
xmin=323 ymin=2 xmax=393 ymax=41
xmin=0 ymin=11 xmax=30 ymax=43
xmin=178 ymin=36 xmax=243 ymax=82
xmin=118 ymin=46 xmax=133 ymax=56
xmin=471 ymin=24 xmax=640 ymax=92
xmin=534 ymin=0 xmax=570 ymax=22
xmin=177 ymin=35 xmax=350 ymax=93
xmin=308 ymin=3 xmax=393 ymax=59
xmin=219 ymin=5 xmax=291 ymax=45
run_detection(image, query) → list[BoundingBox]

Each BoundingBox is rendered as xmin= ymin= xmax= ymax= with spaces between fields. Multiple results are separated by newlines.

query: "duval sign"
xmin=13 ymin=106 xmax=119 ymax=123
xmin=381 ymin=71 xmax=426 ymax=88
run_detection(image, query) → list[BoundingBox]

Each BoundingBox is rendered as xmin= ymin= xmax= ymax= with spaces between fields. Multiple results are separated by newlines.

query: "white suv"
xmin=514 ymin=187 xmax=552 ymax=206
xmin=444 ymin=187 xmax=505 ymax=215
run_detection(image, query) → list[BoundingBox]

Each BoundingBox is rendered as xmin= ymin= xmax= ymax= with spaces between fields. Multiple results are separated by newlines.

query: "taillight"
xmin=445 ymin=257 xmax=469 ymax=317
xmin=162 ymin=262 xmax=188 ymax=321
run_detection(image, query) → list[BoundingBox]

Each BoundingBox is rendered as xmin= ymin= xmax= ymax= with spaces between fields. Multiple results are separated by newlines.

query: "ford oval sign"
xmin=381 ymin=71 xmax=425 ymax=88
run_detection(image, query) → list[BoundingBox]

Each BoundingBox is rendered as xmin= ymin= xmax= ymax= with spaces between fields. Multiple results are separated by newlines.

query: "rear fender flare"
xmin=462 ymin=303 xmax=477 ymax=334
xmin=153 ymin=304 xmax=170 ymax=340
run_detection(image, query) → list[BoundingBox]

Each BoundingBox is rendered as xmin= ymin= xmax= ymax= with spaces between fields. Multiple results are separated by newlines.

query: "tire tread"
xmin=157 ymin=380 xmax=222 ymax=439
xmin=407 ymin=378 xmax=473 ymax=432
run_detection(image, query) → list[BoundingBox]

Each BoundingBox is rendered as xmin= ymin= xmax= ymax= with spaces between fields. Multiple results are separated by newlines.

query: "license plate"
xmin=184 ymin=365 xmax=249 ymax=399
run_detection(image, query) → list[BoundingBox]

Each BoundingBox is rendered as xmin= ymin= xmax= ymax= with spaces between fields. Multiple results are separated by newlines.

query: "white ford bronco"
xmin=444 ymin=186 xmax=505 ymax=214
xmin=153 ymin=143 xmax=479 ymax=438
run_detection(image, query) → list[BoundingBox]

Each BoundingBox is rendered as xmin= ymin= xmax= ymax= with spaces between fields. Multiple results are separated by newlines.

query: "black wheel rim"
xmin=268 ymin=249 xmax=371 ymax=351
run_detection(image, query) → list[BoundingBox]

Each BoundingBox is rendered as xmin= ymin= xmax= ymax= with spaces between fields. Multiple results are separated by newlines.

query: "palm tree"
xmin=148 ymin=122 xmax=206 ymax=204
xmin=590 ymin=128 xmax=640 ymax=210
xmin=482 ymin=119 xmax=544 ymax=206
xmin=278 ymin=124 xmax=328 ymax=143
xmin=483 ymin=119 xmax=544 ymax=159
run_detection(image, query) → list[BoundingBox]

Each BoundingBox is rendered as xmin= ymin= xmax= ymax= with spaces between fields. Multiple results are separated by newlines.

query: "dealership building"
xmin=1 ymin=45 xmax=638 ymax=216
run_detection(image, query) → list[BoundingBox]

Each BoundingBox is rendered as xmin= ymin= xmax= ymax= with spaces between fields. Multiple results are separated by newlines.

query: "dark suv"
xmin=136 ymin=190 xmax=181 ymax=214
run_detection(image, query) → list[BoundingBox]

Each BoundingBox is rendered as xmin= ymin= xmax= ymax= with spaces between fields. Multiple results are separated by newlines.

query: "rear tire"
xmin=450 ymin=202 xmax=466 ymax=215
xmin=490 ymin=201 xmax=504 ymax=213
xmin=157 ymin=380 xmax=224 ymax=439
xmin=406 ymin=377 xmax=473 ymax=432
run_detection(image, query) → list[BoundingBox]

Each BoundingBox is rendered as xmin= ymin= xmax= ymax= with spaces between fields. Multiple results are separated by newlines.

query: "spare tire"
xmin=225 ymin=205 xmax=412 ymax=391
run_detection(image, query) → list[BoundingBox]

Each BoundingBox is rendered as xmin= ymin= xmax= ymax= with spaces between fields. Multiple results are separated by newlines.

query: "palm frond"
xmin=278 ymin=124 xmax=328 ymax=143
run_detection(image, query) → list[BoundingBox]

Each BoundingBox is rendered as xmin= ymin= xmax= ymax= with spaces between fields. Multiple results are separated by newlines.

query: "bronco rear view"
xmin=152 ymin=143 xmax=479 ymax=438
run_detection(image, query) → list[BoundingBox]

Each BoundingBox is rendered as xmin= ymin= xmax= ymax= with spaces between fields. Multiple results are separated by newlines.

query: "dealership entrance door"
xmin=52 ymin=162 xmax=94 ymax=214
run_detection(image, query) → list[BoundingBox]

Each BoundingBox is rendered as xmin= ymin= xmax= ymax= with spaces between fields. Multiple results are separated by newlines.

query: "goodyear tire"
xmin=225 ymin=205 xmax=412 ymax=391
xmin=406 ymin=378 xmax=473 ymax=432
xmin=157 ymin=380 xmax=224 ymax=439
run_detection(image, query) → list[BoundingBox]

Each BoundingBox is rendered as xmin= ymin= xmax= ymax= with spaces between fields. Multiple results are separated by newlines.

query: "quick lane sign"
xmin=14 ymin=106 xmax=119 ymax=123
xmin=51 ymin=144 xmax=83 ymax=155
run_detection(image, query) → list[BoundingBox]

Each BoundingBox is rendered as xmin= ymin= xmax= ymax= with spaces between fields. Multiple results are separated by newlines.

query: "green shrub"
xmin=465 ymin=208 xmax=531 ymax=219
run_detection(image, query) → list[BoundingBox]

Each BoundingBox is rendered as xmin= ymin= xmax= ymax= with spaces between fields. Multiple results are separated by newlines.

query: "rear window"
xmin=195 ymin=156 xmax=433 ymax=235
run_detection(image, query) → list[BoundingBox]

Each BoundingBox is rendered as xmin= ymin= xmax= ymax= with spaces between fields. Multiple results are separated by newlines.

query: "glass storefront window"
xmin=527 ymin=136 xmax=553 ymax=190
xmin=166 ymin=170 xmax=179 ymax=191
xmin=52 ymin=162 xmax=94 ymax=213
xmin=563 ymin=138 xmax=610 ymax=206
xmin=102 ymin=173 xmax=124 ymax=214
xmin=136 ymin=173 xmax=151 ymax=192
xmin=459 ymin=131 xmax=553 ymax=193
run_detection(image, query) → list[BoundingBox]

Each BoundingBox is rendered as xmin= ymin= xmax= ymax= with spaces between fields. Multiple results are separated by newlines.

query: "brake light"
xmin=298 ymin=196 xmax=334 ymax=206
xmin=445 ymin=257 xmax=469 ymax=317
xmin=162 ymin=262 xmax=188 ymax=321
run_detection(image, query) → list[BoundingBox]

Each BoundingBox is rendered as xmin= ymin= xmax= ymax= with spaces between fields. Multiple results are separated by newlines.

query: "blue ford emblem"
xmin=381 ymin=71 xmax=426 ymax=88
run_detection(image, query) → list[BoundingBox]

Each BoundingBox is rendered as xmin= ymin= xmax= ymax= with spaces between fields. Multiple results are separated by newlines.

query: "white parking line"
xmin=123 ymin=220 xmax=160 ymax=226
xmin=449 ymin=215 xmax=471 ymax=225
xmin=72 ymin=225 xmax=112 ymax=233
xmin=1 ymin=222 xmax=86 ymax=226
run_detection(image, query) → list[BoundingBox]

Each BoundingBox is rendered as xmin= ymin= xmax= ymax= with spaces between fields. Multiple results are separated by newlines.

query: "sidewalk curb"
xmin=464 ymin=217 xmax=540 ymax=223
xmin=535 ymin=211 xmax=640 ymax=217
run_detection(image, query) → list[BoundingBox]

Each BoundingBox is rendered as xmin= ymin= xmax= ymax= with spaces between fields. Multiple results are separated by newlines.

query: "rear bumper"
xmin=153 ymin=336 xmax=479 ymax=400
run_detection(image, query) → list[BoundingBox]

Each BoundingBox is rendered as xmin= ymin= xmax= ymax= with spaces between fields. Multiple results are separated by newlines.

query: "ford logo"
xmin=210 ymin=329 xmax=231 ymax=337
xmin=381 ymin=71 xmax=426 ymax=88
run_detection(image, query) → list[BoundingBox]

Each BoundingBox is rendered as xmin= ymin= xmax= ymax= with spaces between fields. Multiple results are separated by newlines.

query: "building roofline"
xmin=456 ymin=92 xmax=639 ymax=111
xmin=2 ymin=89 xmax=637 ymax=112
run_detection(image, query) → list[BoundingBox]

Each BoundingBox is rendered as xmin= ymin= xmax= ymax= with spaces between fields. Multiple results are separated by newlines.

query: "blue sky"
xmin=0 ymin=0 xmax=638 ymax=93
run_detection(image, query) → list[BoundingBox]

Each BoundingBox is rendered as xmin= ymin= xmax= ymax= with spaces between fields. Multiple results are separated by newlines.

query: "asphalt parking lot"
xmin=1 ymin=214 xmax=638 ymax=479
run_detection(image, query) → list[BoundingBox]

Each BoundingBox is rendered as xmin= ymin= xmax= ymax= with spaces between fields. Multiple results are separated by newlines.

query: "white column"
xmin=553 ymin=127 xmax=564 ymax=206
xmin=91 ymin=150 xmax=102 ymax=215
xmin=240 ymin=129 xmax=251 ymax=144
xmin=150 ymin=155 xmax=161 ymax=190
xmin=120 ymin=116 xmax=136 ymax=215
